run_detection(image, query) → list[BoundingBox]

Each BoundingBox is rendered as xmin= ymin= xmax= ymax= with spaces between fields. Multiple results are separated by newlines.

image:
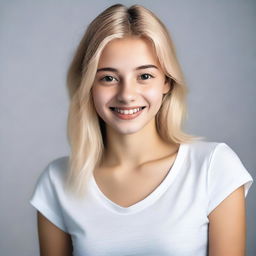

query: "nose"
xmin=116 ymin=79 xmax=137 ymax=103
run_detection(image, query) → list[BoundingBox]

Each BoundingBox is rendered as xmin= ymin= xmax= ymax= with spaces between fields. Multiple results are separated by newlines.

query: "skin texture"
xmin=37 ymin=212 xmax=73 ymax=256
xmin=208 ymin=185 xmax=246 ymax=256
xmin=91 ymin=36 xmax=174 ymax=169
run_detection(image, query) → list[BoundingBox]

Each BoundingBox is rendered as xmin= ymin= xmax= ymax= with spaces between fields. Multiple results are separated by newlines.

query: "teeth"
xmin=114 ymin=107 xmax=142 ymax=114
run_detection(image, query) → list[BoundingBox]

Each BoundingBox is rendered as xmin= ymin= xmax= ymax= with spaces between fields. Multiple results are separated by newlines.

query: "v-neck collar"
xmin=90 ymin=143 xmax=188 ymax=215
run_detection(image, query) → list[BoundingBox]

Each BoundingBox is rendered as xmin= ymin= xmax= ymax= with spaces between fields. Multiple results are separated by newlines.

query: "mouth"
xmin=109 ymin=106 xmax=146 ymax=120
xmin=109 ymin=106 xmax=146 ymax=113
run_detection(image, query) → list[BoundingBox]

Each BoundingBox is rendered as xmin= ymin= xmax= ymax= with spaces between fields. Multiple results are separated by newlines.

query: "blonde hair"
xmin=64 ymin=4 xmax=205 ymax=198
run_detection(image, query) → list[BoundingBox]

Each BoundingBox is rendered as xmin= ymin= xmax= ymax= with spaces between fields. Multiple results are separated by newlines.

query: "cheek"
xmin=144 ymin=87 xmax=163 ymax=104
xmin=91 ymin=85 xmax=101 ymax=101
xmin=92 ymin=87 xmax=110 ymax=112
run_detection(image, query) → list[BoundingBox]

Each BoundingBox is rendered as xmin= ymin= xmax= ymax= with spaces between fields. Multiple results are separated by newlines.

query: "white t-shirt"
xmin=29 ymin=141 xmax=254 ymax=256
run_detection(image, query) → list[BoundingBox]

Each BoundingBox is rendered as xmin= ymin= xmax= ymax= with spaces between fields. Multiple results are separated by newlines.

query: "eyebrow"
xmin=96 ymin=64 xmax=158 ymax=73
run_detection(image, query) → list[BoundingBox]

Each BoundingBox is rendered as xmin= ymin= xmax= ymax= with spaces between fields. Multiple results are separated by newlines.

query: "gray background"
xmin=0 ymin=0 xmax=255 ymax=255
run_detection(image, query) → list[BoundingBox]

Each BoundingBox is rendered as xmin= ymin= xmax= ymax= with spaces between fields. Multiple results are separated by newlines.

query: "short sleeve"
xmin=207 ymin=143 xmax=254 ymax=216
xmin=29 ymin=162 xmax=68 ymax=232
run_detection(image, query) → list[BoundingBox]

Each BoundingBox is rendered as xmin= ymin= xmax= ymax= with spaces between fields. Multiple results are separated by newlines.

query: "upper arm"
xmin=208 ymin=185 xmax=246 ymax=256
xmin=37 ymin=211 xmax=73 ymax=256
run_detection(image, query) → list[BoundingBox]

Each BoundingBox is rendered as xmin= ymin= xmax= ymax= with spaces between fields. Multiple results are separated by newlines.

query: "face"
xmin=91 ymin=36 xmax=170 ymax=135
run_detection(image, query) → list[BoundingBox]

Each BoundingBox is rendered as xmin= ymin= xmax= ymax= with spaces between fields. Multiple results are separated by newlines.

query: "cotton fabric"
xmin=30 ymin=141 xmax=254 ymax=256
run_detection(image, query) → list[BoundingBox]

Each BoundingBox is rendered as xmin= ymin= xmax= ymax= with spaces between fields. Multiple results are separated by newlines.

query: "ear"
xmin=162 ymin=76 xmax=171 ymax=94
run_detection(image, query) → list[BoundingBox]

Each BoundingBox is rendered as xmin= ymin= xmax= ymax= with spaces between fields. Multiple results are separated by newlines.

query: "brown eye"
xmin=100 ymin=76 xmax=118 ymax=82
xmin=139 ymin=73 xmax=154 ymax=80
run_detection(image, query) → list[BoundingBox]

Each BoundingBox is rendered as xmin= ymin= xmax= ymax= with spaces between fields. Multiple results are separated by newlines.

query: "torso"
xmin=93 ymin=144 xmax=180 ymax=208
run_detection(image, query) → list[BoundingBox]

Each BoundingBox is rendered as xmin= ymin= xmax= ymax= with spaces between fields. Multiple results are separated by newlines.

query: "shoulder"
xmin=30 ymin=157 xmax=70 ymax=233
xmin=38 ymin=156 xmax=70 ymax=187
xmin=48 ymin=156 xmax=69 ymax=175
xmin=184 ymin=140 xmax=244 ymax=170
xmin=185 ymin=140 xmax=223 ymax=161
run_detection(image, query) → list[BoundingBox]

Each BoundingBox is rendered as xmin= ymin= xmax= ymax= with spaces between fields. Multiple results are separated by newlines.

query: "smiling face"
xmin=91 ymin=36 xmax=170 ymax=135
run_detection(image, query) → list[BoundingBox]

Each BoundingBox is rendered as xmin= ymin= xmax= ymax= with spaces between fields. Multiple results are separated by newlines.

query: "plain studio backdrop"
xmin=0 ymin=0 xmax=255 ymax=255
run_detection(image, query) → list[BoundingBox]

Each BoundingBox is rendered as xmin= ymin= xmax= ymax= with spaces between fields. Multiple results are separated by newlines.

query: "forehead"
xmin=97 ymin=37 xmax=160 ymax=69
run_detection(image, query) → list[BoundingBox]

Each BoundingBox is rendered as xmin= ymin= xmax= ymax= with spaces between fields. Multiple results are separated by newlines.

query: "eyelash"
xmin=99 ymin=73 xmax=155 ymax=83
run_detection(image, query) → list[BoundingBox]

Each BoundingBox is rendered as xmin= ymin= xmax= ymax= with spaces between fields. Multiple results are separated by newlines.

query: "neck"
xmin=102 ymin=119 xmax=178 ymax=169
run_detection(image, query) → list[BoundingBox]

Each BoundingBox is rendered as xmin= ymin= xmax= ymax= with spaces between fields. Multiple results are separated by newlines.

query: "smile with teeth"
xmin=110 ymin=107 xmax=145 ymax=115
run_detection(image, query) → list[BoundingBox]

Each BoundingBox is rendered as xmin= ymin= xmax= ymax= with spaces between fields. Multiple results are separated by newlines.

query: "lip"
xmin=109 ymin=106 xmax=146 ymax=110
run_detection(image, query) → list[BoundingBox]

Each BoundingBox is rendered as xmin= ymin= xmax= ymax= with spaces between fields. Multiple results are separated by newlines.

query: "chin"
xmin=113 ymin=127 xmax=142 ymax=135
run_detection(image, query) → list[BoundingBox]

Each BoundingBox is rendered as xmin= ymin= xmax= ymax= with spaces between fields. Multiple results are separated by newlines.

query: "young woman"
xmin=30 ymin=4 xmax=253 ymax=256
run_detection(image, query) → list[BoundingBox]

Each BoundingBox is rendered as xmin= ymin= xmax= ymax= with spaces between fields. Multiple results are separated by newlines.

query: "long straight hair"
xmin=64 ymin=4 xmax=205 ymax=198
